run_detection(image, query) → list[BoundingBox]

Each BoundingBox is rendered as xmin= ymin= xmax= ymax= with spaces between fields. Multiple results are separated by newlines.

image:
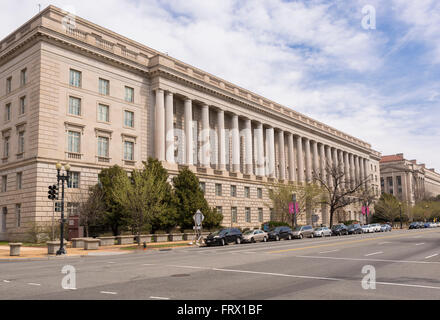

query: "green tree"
xmin=374 ymin=193 xmax=406 ymax=224
xmin=173 ymin=168 xmax=222 ymax=230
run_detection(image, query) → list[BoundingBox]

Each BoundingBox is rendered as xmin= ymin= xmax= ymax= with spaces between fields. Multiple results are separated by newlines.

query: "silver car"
xmin=313 ymin=227 xmax=332 ymax=237
xmin=242 ymin=229 xmax=268 ymax=243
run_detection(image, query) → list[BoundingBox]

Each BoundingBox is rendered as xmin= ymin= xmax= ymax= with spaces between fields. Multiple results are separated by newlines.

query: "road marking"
xmin=100 ymin=291 xmax=117 ymax=295
xmin=415 ymin=243 xmax=425 ymax=246
xmin=142 ymin=264 xmax=156 ymax=266
xmin=375 ymin=281 xmax=440 ymax=290
xmin=3 ymin=280 xmax=11 ymax=283
xmin=365 ymin=251 xmax=383 ymax=257
xmin=150 ymin=296 xmax=170 ymax=300
xmin=413 ymin=236 xmax=422 ymax=238
xmin=106 ymin=262 xmax=116 ymax=264
xmin=319 ymin=249 xmax=339 ymax=254
xmin=425 ymin=254 xmax=438 ymax=259
xmin=378 ymin=242 xmax=391 ymax=245
xmin=27 ymin=283 xmax=41 ymax=286
xmin=294 ymin=255 xmax=440 ymax=265
xmin=166 ymin=265 xmax=209 ymax=270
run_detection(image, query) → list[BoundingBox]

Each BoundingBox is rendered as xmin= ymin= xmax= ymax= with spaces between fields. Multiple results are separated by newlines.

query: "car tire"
xmin=310 ymin=233 xmax=314 ymax=238
xmin=221 ymin=239 xmax=225 ymax=246
xmin=288 ymin=234 xmax=292 ymax=240
xmin=236 ymin=237 xmax=241 ymax=245
xmin=251 ymin=237 xmax=256 ymax=243
xmin=276 ymin=235 xmax=280 ymax=241
xmin=299 ymin=234 xmax=303 ymax=239
xmin=263 ymin=237 xmax=267 ymax=242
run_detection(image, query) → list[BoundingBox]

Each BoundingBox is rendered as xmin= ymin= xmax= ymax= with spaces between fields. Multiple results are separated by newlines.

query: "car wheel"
xmin=288 ymin=234 xmax=292 ymax=240
xmin=251 ymin=237 xmax=256 ymax=243
xmin=236 ymin=237 xmax=241 ymax=245
xmin=276 ymin=235 xmax=280 ymax=241
xmin=310 ymin=233 xmax=314 ymax=238
xmin=299 ymin=234 xmax=303 ymax=239
xmin=221 ymin=239 xmax=225 ymax=246
xmin=263 ymin=237 xmax=267 ymax=242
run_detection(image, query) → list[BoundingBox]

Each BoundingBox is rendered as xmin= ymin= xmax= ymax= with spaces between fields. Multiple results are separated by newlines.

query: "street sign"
xmin=193 ymin=210 xmax=204 ymax=226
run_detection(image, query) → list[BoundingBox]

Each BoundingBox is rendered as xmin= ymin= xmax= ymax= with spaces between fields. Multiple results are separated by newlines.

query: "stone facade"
xmin=0 ymin=6 xmax=381 ymax=241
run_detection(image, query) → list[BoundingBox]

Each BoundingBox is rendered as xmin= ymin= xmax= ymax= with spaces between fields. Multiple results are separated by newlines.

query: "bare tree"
xmin=78 ymin=185 xmax=106 ymax=237
xmin=358 ymin=186 xmax=377 ymax=224
xmin=313 ymin=162 xmax=370 ymax=227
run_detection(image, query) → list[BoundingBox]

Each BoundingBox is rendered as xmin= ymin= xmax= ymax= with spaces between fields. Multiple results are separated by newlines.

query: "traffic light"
xmin=48 ymin=185 xmax=59 ymax=200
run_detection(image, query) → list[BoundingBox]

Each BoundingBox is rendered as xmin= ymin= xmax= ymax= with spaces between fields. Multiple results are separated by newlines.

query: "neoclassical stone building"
xmin=0 ymin=6 xmax=381 ymax=241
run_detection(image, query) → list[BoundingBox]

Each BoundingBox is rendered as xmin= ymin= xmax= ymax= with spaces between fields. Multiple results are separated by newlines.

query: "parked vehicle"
xmin=242 ymin=229 xmax=268 ymax=243
xmin=361 ymin=224 xmax=375 ymax=233
xmin=409 ymin=222 xmax=423 ymax=229
xmin=370 ymin=223 xmax=382 ymax=232
xmin=331 ymin=224 xmax=348 ymax=236
xmin=347 ymin=224 xmax=363 ymax=235
xmin=205 ymin=228 xmax=243 ymax=246
xmin=380 ymin=224 xmax=392 ymax=232
xmin=313 ymin=227 xmax=332 ymax=237
xmin=268 ymin=226 xmax=294 ymax=241
xmin=292 ymin=225 xmax=315 ymax=239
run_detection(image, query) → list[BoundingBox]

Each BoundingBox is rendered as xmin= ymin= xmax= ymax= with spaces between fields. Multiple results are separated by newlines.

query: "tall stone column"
xmin=184 ymin=98 xmax=193 ymax=165
xmin=245 ymin=119 xmax=253 ymax=175
xmin=312 ymin=141 xmax=319 ymax=180
xmin=201 ymin=104 xmax=210 ymax=167
xmin=305 ymin=138 xmax=312 ymax=182
xmin=364 ymin=159 xmax=369 ymax=188
xmin=359 ymin=157 xmax=365 ymax=186
xmin=278 ymin=130 xmax=286 ymax=180
xmin=155 ymin=89 xmax=165 ymax=161
xmin=332 ymin=148 xmax=338 ymax=169
xmin=165 ymin=92 xmax=174 ymax=163
xmin=256 ymin=122 xmax=265 ymax=177
xmin=231 ymin=114 xmax=240 ymax=173
xmin=296 ymin=136 xmax=304 ymax=182
xmin=349 ymin=154 xmax=355 ymax=189
xmin=319 ymin=143 xmax=326 ymax=181
xmin=344 ymin=152 xmax=350 ymax=189
xmin=217 ymin=109 xmax=226 ymax=171
xmin=288 ymin=133 xmax=295 ymax=182
xmin=326 ymin=145 xmax=333 ymax=187
xmin=266 ymin=127 xmax=275 ymax=178
xmin=355 ymin=155 xmax=360 ymax=186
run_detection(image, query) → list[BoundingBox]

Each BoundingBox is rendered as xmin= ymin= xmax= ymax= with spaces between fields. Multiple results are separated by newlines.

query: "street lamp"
xmin=399 ymin=202 xmax=402 ymax=230
xmin=55 ymin=162 xmax=70 ymax=256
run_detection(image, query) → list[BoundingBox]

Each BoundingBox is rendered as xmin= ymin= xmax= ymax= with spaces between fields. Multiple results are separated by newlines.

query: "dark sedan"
xmin=204 ymin=228 xmax=243 ymax=246
xmin=347 ymin=224 xmax=363 ymax=235
xmin=268 ymin=226 xmax=294 ymax=241
xmin=331 ymin=224 xmax=348 ymax=236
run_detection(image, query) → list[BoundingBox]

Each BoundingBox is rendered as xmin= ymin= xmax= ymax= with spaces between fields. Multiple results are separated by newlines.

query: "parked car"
xmin=313 ymin=227 xmax=332 ymax=237
xmin=242 ymin=229 xmax=268 ymax=243
xmin=292 ymin=225 xmax=315 ymax=239
xmin=205 ymin=228 xmax=243 ymax=246
xmin=361 ymin=224 xmax=375 ymax=233
xmin=370 ymin=223 xmax=382 ymax=232
xmin=380 ymin=224 xmax=392 ymax=232
xmin=347 ymin=224 xmax=363 ymax=235
xmin=331 ymin=224 xmax=348 ymax=236
xmin=268 ymin=226 xmax=294 ymax=241
xmin=409 ymin=222 xmax=424 ymax=229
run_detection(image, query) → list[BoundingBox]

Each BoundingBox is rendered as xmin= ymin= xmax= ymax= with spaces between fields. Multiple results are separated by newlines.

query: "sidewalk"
xmin=0 ymin=240 xmax=194 ymax=261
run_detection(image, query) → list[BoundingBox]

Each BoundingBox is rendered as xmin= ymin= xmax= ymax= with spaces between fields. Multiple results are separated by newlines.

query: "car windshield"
xmin=315 ymin=228 xmax=322 ymax=231
xmin=293 ymin=227 xmax=302 ymax=231
xmin=270 ymin=227 xmax=283 ymax=232
xmin=243 ymin=230 xmax=254 ymax=235
xmin=210 ymin=230 xmax=227 ymax=236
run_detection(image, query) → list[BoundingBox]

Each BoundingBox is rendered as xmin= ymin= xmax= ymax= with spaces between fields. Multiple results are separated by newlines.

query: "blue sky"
xmin=1 ymin=0 xmax=439 ymax=169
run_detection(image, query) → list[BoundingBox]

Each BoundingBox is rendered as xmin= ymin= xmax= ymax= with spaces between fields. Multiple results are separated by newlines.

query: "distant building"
xmin=380 ymin=153 xmax=440 ymax=206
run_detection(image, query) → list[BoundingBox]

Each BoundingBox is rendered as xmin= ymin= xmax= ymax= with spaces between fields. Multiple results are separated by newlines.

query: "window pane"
xmin=99 ymin=79 xmax=109 ymax=95
xmin=98 ymin=137 xmax=109 ymax=157
xmin=125 ymin=87 xmax=134 ymax=102
xmin=20 ymin=96 xmax=26 ymax=114
xmin=69 ymin=97 xmax=81 ymax=116
xmin=124 ymin=111 xmax=134 ymax=127
xmin=70 ymin=70 xmax=81 ymax=87
xmin=18 ymin=132 xmax=24 ymax=153
xmin=68 ymin=131 xmax=80 ymax=153
xmin=124 ymin=141 xmax=134 ymax=160
xmin=98 ymin=104 xmax=109 ymax=122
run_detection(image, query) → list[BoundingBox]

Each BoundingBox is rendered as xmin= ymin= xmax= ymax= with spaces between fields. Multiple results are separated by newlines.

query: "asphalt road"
xmin=1 ymin=228 xmax=439 ymax=300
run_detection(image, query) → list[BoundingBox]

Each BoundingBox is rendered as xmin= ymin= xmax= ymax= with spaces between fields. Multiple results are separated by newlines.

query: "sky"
xmin=1 ymin=0 xmax=439 ymax=170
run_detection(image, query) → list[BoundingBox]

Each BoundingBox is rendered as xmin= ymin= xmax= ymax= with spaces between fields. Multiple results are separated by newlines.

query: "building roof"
xmin=380 ymin=154 xmax=404 ymax=163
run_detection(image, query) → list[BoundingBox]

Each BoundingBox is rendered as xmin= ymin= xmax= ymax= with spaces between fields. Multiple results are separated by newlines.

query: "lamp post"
xmin=399 ymin=202 xmax=402 ymax=230
xmin=56 ymin=162 xmax=70 ymax=256
xmin=292 ymin=193 xmax=297 ymax=228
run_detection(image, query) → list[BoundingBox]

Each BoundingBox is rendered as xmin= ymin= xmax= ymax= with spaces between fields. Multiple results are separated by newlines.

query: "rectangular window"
xmin=69 ymin=69 xmax=81 ymax=87
xmin=98 ymin=104 xmax=109 ymax=122
xmin=1 ymin=175 xmax=7 ymax=192
xmin=245 ymin=207 xmax=251 ymax=223
xmin=244 ymin=186 xmax=250 ymax=198
xmin=69 ymin=97 xmax=81 ymax=116
xmin=270 ymin=208 xmax=274 ymax=221
xmin=20 ymin=69 xmax=27 ymax=86
xmin=230 ymin=185 xmax=237 ymax=197
xmin=67 ymin=202 xmax=80 ymax=216
xmin=97 ymin=136 xmax=109 ymax=157
xmin=258 ymin=208 xmax=263 ymax=223
xmin=15 ymin=204 xmax=21 ymax=228
xmin=4 ymin=138 xmax=9 ymax=158
xmin=125 ymin=86 xmax=134 ymax=103
xmin=1 ymin=207 xmax=6 ymax=233
xmin=257 ymin=188 xmax=263 ymax=199
xmin=99 ymin=78 xmax=109 ymax=95
xmin=67 ymin=131 xmax=80 ymax=153
xmin=124 ymin=110 xmax=134 ymax=128
xmin=18 ymin=132 xmax=24 ymax=154
xmin=215 ymin=184 xmax=222 ymax=196
xmin=216 ymin=206 xmax=222 ymax=215
xmin=231 ymin=207 xmax=237 ymax=223
xmin=6 ymin=77 xmax=12 ymax=94
xmin=16 ymin=172 xmax=22 ymax=190
xmin=5 ymin=103 xmax=11 ymax=122
xmin=124 ymin=141 xmax=134 ymax=161
xmin=19 ymin=96 xmax=26 ymax=115
xmin=199 ymin=182 xmax=206 ymax=194
xmin=67 ymin=172 xmax=80 ymax=189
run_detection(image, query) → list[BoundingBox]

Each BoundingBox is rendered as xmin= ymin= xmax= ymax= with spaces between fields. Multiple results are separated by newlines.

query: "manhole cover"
xmin=171 ymin=274 xmax=190 ymax=277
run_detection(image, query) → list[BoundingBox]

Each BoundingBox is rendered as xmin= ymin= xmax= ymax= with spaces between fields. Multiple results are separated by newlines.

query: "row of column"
xmin=154 ymin=89 xmax=371 ymax=187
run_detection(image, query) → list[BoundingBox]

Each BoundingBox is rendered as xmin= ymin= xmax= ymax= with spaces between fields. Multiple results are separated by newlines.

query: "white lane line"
xmin=376 ymin=281 xmax=440 ymax=290
xmin=365 ymin=251 xmax=383 ymax=257
xmin=319 ymin=249 xmax=339 ymax=254
xmin=378 ymin=242 xmax=391 ymax=245
xmin=413 ymin=236 xmax=422 ymax=238
xmin=294 ymin=255 xmax=440 ymax=265
xmin=3 ymin=280 xmax=11 ymax=283
xmin=166 ymin=265 xmax=210 ymax=270
xmin=150 ymin=296 xmax=170 ymax=300
xmin=100 ymin=291 xmax=117 ymax=295
xmin=415 ymin=243 xmax=425 ymax=246
xmin=27 ymin=283 xmax=41 ymax=286
xmin=142 ymin=264 xmax=157 ymax=266
xmin=107 ymin=262 xmax=116 ymax=264
xmin=425 ymin=254 xmax=438 ymax=259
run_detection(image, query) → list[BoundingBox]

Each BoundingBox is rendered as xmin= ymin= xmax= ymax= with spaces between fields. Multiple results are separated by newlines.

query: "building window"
xmin=98 ymin=104 xmax=109 ymax=122
xmin=258 ymin=208 xmax=263 ymax=222
xmin=15 ymin=204 xmax=21 ymax=228
xmin=16 ymin=172 xmax=22 ymax=190
xmin=19 ymin=96 xmax=26 ymax=115
xmin=6 ymin=77 xmax=12 ymax=94
xmin=1 ymin=207 xmax=7 ymax=233
xmin=124 ymin=110 xmax=134 ymax=128
xmin=97 ymin=136 xmax=109 ymax=158
xmin=125 ymin=86 xmax=134 ymax=103
xmin=68 ymin=97 xmax=81 ymax=116
xmin=67 ymin=172 xmax=80 ymax=189
xmin=99 ymin=78 xmax=109 ymax=95
xmin=199 ymin=182 xmax=206 ymax=193
xmin=67 ymin=202 xmax=80 ymax=216
xmin=1 ymin=175 xmax=7 ymax=192
xmin=257 ymin=188 xmax=263 ymax=199
xmin=18 ymin=132 xmax=25 ymax=154
xmin=5 ymin=103 xmax=11 ymax=122
xmin=245 ymin=207 xmax=251 ymax=223
xmin=231 ymin=207 xmax=237 ymax=223
xmin=215 ymin=184 xmax=222 ymax=196
xmin=244 ymin=187 xmax=250 ymax=198
xmin=124 ymin=141 xmax=134 ymax=161
xmin=270 ymin=208 xmax=274 ymax=221
xmin=67 ymin=131 xmax=80 ymax=153
xmin=3 ymin=137 xmax=9 ymax=158
xmin=230 ymin=185 xmax=237 ymax=197
xmin=69 ymin=69 xmax=81 ymax=87
xmin=216 ymin=206 xmax=222 ymax=215
xmin=20 ymin=69 xmax=27 ymax=86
